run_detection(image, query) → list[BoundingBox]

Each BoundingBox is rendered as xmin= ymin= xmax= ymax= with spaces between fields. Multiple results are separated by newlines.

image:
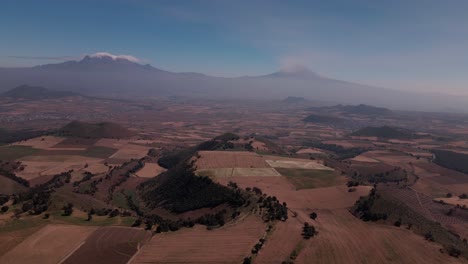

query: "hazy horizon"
xmin=1 ymin=0 xmax=468 ymax=96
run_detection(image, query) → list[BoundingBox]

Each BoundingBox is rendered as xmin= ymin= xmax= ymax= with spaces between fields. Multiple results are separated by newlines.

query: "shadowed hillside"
xmin=57 ymin=121 xmax=135 ymax=139
xmin=1 ymin=85 xmax=78 ymax=100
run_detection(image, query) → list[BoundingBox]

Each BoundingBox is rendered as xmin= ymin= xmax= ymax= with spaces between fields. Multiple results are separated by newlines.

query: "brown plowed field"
xmin=295 ymin=209 xmax=464 ymax=264
xmin=196 ymin=151 xmax=269 ymax=169
xmin=0 ymin=225 xmax=97 ymax=264
xmin=131 ymin=215 xmax=265 ymax=264
xmin=63 ymin=227 xmax=151 ymax=264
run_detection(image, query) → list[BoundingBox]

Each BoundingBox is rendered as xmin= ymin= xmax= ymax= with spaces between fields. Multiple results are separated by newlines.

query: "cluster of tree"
xmin=346 ymin=180 xmax=360 ymax=187
xmin=258 ymin=195 xmax=288 ymax=221
xmin=251 ymin=238 xmax=266 ymax=254
xmin=0 ymin=195 xmax=9 ymax=206
xmin=147 ymin=148 xmax=158 ymax=157
xmin=309 ymin=212 xmax=317 ymax=220
xmin=351 ymin=167 xmax=407 ymax=184
xmin=141 ymin=210 xmax=229 ymax=233
xmin=352 ymin=188 xmax=389 ymax=222
xmin=302 ymin=222 xmax=318 ymax=239
xmin=305 ymin=141 xmax=367 ymax=160
xmin=432 ymin=150 xmax=468 ymax=174
xmin=75 ymin=178 xmax=100 ymax=195
xmin=62 ymin=203 xmax=73 ymax=216
xmin=13 ymin=171 xmax=72 ymax=216
xmin=73 ymin=171 xmax=95 ymax=187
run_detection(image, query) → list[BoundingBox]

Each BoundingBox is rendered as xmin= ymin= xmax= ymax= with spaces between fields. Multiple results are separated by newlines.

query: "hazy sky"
xmin=1 ymin=0 xmax=467 ymax=95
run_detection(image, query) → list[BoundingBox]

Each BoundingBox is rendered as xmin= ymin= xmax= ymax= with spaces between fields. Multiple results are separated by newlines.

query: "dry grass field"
xmin=262 ymin=155 xmax=332 ymax=170
xmin=108 ymin=144 xmax=150 ymax=160
xmin=295 ymin=209 xmax=463 ymax=264
xmin=11 ymin=136 xmax=65 ymax=149
xmin=0 ymin=225 xmax=97 ymax=264
xmin=435 ymin=197 xmax=468 ymax=207
xmin=131 ymin=215 xmax=265 ymax=264
xmin=63 ymin=227 xmax=151 ymax=264
xmin=0 ymin=176 xmax=27 ymax=194
xmin=135 ymin=162 xmax=166 ymax=178
xmin=196 ymin=151 xmax=269 ymax=169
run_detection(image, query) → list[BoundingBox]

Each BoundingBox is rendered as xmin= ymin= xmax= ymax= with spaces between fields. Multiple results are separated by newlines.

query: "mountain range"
xmin=0 ymin=53 xmax=466 ymax=112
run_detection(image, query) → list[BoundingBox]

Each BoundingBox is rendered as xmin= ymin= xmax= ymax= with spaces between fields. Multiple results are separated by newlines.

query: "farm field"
xmin=197 ymin=167 xmax=281 ymax=178
xmin=0 ymin=176 xmax=27 ymax=194
xmin=295 ymin=209 xmax=463 ymax=264
xmin=0 ymin=146 xmax=40 ymax=160
xmin=131 ymin=215 xmax=265 ymax=264
xmin=263 ymin=155 xmax=332 ymax=170
xmin=0 ymin=224 xmax=97 ymax=264
xmin=276 ymin=168 xmax=344 ymax=190
xmin=196 ymin=151 xmax=269 ymax=169
xmin=135 ymin=162 xmax=166 ymax=178
xmin=435 ymin=197 xmax=468 ymax=207
xmin=63 ymin=227 xmax=151 ymax=264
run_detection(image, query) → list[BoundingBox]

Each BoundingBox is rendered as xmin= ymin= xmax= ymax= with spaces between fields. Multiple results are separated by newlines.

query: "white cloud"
xmin=88 ymin=52 xmax=141 ymax=63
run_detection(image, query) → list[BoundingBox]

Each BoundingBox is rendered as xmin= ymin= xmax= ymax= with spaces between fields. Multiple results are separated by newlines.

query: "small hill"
xmin=303 ymin=114 xmax=344 ymax=124
xmin=338 ymin=104 xmax=392 ymax=115
xmin=308 ymin=104 xmax=392 ymax=116
xmin=282 ymin=96 xmax=307 ymax=104
xmin=1 ymin=85 xmax=78 ymax=100
xmin=350 ymin=126 xmax=416 ymax=139
xmin=58 ymin=121 xmax=134 ymax=138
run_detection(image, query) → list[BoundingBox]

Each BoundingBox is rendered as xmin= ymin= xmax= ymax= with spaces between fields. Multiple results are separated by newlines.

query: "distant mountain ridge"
xmin=350 ymin=126 xmax=418 ymax=139
xmin=1 ymin=85 xmax=78 ymax=100
xmin=1 ymin=53 xmax=467 ymax=112
xmin=309 ymin=104 xmax=393 ymax=115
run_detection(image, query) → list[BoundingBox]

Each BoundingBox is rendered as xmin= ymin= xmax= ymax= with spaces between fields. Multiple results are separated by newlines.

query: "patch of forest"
xmin=432 ymin=149 xmax=468 ymax=174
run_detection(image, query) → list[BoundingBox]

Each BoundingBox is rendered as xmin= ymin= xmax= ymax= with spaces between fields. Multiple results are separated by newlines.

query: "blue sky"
xmin=1 ymin=0 xmax=468 ymax=95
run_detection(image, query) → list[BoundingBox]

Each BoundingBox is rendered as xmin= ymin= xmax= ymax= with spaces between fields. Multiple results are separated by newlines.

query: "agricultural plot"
xmin=196 ymin=151 xmax=269 ymax=169
xmin=435 ymin=197 xmax=468 ymax=207
xmin=0 ymin=176 xmax=28 ymax=194
xmin=296 ymin=148 xmax=324 ymax=154
xmin=131 ymin=215 xmax=265 ymax=264
xmin=52 ymin=138 xmax=99 ymax=148
xmin=63 ymin=227 xmax=151 ymax=264
xmin=350 ymin=154 xmax=379 ymax=163
xmin=295 ymin=209 xmax=461 ymax=264
xmin=135 ymin=162 xmax=166 ymax=178
xmin=276 ymin=168 xmax=343 ymax=190
xmin=11 ymin=136 xmax=65 ymax=149
xmin=263 ymin=155 xmax=332 ymax=170
xmin=108 ymin=144 xmax=150 ymax=160
xmin=0 ymin=225 xmax=97 ymax=264
xmin=0 ymin=146 xmax=40 ymax=160
xmin=197 ymin=168 xmax=281 ymax=178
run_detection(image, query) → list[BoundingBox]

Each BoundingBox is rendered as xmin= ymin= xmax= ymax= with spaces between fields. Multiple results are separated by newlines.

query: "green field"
xmin=82 ymin=146 xmax=118 ymax=158
xmin=277 ymin=168 xmax=341 ymax=190
xmin=0 ymin=146 xmax=40 ymax=160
